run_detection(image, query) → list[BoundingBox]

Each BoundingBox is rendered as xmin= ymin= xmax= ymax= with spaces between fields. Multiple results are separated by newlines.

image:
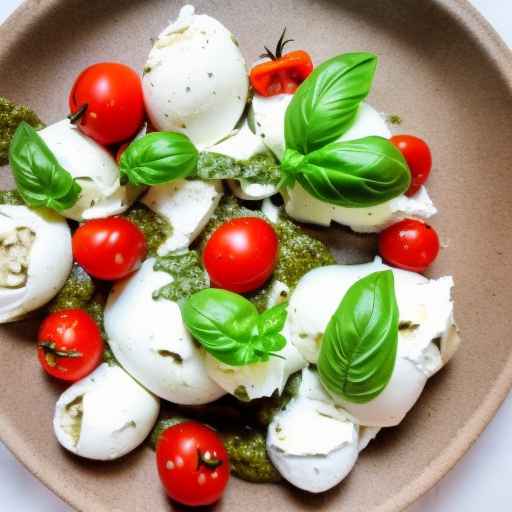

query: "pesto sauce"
xmin=223 ymin=428 xmax=281 ymax=483
xmin=48 ymin=264 xmax=95 ymax=312
xmin=0 ymin=97 xmax=44 ymax=166
xmin=152 ymin=250 xmax=209 ymax=302
xmin=196 ymin=151 xmax=280 ymax=185
xmin=124 ymin=203 xmax=172 ymax=257
xmin=0 ymin=190 xmax=24 ymax=205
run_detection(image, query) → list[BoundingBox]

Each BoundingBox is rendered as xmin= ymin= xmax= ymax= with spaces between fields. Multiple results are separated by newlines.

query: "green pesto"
xmin=152 ymin=250 xmax=209 ymax=302
xmin=148 ymin=416 xmax=188 ymax=450
xmin=124 ymin=202 xmax=172 ymax=257
xmin=48 ymin=264 xmax=95 ymax=312
xmin=196 ymin=151 xmax=280 ymax=185
xmin=273 ymin=218 xmax=336 ymax=289
xmin=252 ymin=371 xmax=302 ymax=427
xmin=0 ymin=97 xmax=44 ymax=166
xmin=0 ymin=190 xmax=24 ymax=205
xmin=223 ymin=428 xmax=281 ymax=483
xmin=233 ymin=385 xmax=250 ymax=402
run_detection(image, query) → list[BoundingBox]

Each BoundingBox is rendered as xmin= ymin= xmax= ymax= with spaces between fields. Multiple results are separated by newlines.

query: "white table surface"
xmin=1 ymin=1 xmax=511 ymax=510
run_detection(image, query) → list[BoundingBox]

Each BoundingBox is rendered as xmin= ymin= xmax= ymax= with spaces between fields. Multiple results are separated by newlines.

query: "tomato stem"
xmin=259 ymin=27 xmax=294 ymax=61
xmin=39 ymin=341 xmax=83 ymax=367
xmin=196 ymin=448 xmax=223 ymax=470
xmin=68 ymin=103 xmax=88 ymax=124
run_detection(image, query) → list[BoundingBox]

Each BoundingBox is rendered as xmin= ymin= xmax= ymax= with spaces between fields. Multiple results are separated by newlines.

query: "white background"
xmin=0 ymin=1 xmax=511 ymax=510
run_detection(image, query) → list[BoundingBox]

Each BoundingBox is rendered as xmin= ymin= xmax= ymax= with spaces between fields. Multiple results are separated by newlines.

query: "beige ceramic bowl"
xmin=1 ymin=0 xmax=512 ymax=511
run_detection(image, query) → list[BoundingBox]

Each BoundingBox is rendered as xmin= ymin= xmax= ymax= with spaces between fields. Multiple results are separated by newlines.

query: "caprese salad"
xmin=0 ymin=3 xmax=460 ymax=506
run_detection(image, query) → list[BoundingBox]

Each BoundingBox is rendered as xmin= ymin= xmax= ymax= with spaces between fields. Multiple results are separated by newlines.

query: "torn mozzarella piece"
xmin=358 ymin=427 xmax=381 ymax=452
xmin=141 ymin=179 xmax=222 ymax=255
xmin=267 ymin=367 xmax=359 ymax=493
xmin=283 ymin=184 xmax=437 ymax=232
xmin=54 ymin=363 xmax=159 ymax=460
xmin=142 ymin=4 xmax=249 ymax=147
xmin=105 ymin=259 xmax=224 ymax=405
xmin=38 ymin=120 xmax=140 ymax=221
xmin=286 ymin=258 xmax=459 ymax=427
xmin=205 ymin=325 xmax=306 ymax=401
xmin=0 ymin=205 xmax=72 ymax=323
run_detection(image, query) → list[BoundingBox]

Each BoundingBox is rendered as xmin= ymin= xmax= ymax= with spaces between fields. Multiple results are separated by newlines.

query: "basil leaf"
xmin=257 ymin=302 xmax=288 ymax=337
xmin=120 ymin=132 xmax=198 ymax=186
xmin=282 ymin=136 xmax=410 ymax=207
xmin=285 ymin=52 xmax=377 ymax=154
xmin=8 ymin=121 xmax=81 ymax=211
xmin=318 ymin=270 xmax=399 ymax=404
xmin=196 ymin=151 xmax=281 ymax=185
xmin=182 ymin=289 xmax=288 ymax=366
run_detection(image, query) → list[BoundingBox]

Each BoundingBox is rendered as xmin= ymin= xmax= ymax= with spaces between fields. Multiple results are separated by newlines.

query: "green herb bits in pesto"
xmin=48 ymin=264 xmax=95 ymax=312
xmin=0 ymin=97 xmax=44 ymax=166
xmin=0 ymin=190 xmax=24 ymax=205
xmin=152 ymin=250 xmax=209 ymax=302
xmin=124 ymin=202 xmax=172 ymax=256
xmin=223 ymin=427 xmax=281 ymax=483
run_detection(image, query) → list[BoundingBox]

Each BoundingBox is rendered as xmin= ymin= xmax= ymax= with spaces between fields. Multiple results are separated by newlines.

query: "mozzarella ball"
xmin=141 ymin=179 xmax=222 ymax=255
xmin=0 ymin=205 xmax=72 ymax=323
xmin=54 ymin=363 xmax=159 ymax=460
xmin=39 ymin=120 xmax=141 ymax=221
xmin=142 ymin=5 xmax=249 ymax=147
xmin=204 ymin=328 xmax=306 ymax=401
xmin=104 ymin=258 xmax=224 ymax=405
xmin=286 ymin=259 xmax=457 ymax=427
xmin=267 ymin=368 xmax=359 ymax=493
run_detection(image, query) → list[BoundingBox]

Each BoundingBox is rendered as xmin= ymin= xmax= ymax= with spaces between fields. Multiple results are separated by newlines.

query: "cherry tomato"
xmin=250 ymin=29 xmax=313 ymax=97
xmin=203 ymin=217 xmax=278 ymax=293
xmin=72 ymin=217 xmax=147 ymax=280
xmin=379 ymin=219 xmax=440 ymax=272
xmin=156 ymin=421 xmax=230 ymax=507
xmin=390 ymin=134 xmax=432 ymax=197
xmin=37 ymin=309 xmax=103 ymax=382
xmin=68 ymin=62 xmax=145 ymax=145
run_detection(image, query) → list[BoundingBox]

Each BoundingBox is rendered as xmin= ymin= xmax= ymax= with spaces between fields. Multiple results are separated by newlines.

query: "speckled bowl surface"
xmin=0 ymin=1 xmax=511 ymax=511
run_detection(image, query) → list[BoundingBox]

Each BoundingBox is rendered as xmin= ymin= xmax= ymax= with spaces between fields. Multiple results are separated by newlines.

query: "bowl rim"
xmin=0 ymin=0 xmax=511 ymax=511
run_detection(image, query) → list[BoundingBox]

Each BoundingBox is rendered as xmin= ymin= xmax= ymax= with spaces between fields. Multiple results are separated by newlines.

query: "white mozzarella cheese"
xmin=286 ymin=258 xmax=459 ymax=427
xmin=53 ymin=363 xmax=159 ymax=460
xmin=38 ymin=120 xmax=140 ymax=221
xmin=205 ymin=325 xmax=306 ymax=401
xmin=141 ymin=179 xmax=223 ymax=255
xmin=142 ymin=5 xmax=249 ymax=148
xmin=0 ymin=205 xmax=72 ymax=323
xmin=104 ymin=258 xmax=225 ymax=405
xmin=266 ymin=367 xmax=359 ymax=493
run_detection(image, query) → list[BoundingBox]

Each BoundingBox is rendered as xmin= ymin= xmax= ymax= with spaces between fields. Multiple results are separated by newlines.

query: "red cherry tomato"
xmin=37 ymin=309 xmax=103 ymax=382
xmin=379 ymin=219 xmax=440 ymax=272
xmin=72 ymin=217 xmax=147 ymax=280
xmin=156 ymin=421 xmax=230 ymax=507
xmin=68 ymin=62 xmax=145 ymax=145
xmin=390 ymin=134 xmax=432 ymax=197
xmin=203 ymin=217 xmax=278 ymax=293
xmin=250 ymin=30 xmax=313 ymax=97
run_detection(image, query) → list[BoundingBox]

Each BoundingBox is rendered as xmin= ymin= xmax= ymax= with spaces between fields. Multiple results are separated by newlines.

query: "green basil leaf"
xmin=257 ymin=302 xmax=288 ymax=337
xmin=318 ymin=270 xmax=399 ymax=404
xmin=120 ymin=132 xmax=198 ymax=186
xmin=285 ymin=52 xmax=377 ymax=154
xmin=196 ymin=151 xmax=281 ymax=185
xmin=182 ymin=289 xmax=289 ymax=366
xmin=8 ymin=121 xmax=81 ymax=211
xmin=282 ymin=136 xmax=410 ymax=207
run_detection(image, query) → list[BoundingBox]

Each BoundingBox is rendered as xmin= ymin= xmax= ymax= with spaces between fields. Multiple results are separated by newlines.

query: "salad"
xmin=0 ymin=4 xmax=460 ymax=507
